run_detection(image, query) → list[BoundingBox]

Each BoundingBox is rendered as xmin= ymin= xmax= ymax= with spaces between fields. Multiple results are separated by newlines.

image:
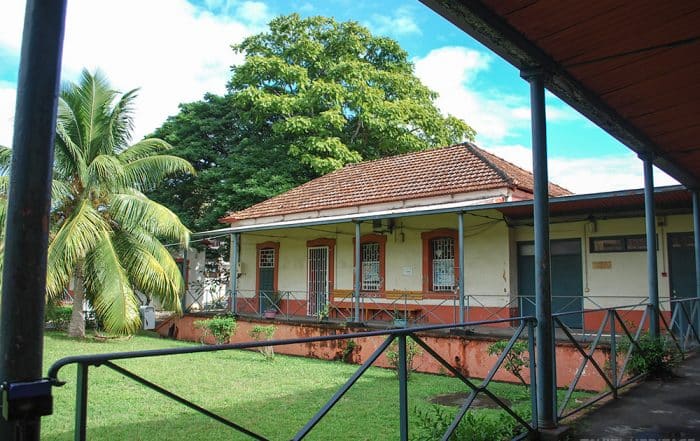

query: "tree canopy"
xmin=149 ymin=14 xmax=475 ymax=231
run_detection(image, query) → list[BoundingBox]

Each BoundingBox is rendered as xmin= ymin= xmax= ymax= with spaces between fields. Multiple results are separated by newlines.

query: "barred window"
xmin=431 ymin=237 xmax=454 ymax=291
xmin=361 ymin=242 xmax=380 ymax=291
xmin=259 ymin=248 xmax=275 ymax=268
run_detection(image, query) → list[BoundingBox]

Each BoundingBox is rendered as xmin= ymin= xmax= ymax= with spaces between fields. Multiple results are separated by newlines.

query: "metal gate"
xmin=308 ymin=246 xmax=329 ymax=316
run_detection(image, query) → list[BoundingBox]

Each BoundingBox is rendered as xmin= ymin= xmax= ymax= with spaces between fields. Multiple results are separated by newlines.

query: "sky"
xmin=0 ymin=0 xmax=679 ymax=194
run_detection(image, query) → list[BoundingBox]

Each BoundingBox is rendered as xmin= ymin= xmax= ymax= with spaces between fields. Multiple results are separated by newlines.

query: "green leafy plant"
xmin=249 ymin=324 xmax=277 ymax=360
xmin=487 ymin=340 xmax=529 ymax=388
xmin=342 ymin=339 xmax=357 ymax=363
xmin=411 ymin=405 xmax=520 ymax=441
xmin=618 ymin=332 xmax=682 ymax=378
xmin=194 ymin=315 xmax=238 ymax=344
xmin=386 ymin=338 xmax=422 ymax=379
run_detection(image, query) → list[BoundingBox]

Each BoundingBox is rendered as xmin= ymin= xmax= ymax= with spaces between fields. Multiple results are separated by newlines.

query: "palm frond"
xmin=84 ymin=231 xmax=140 ymax=334
xmin=86 ymin=154 xmax=126 ymax=190
xmin=0 ymin=145 xmax=12 ymax=175
xmin=109 ymin=193 xmax=189 ymax=244
xmin=118 ymin=138 xmax=173 ymax=163
xmin=74 ymin=69 xmax=116 ymax=163
xmin=55 ymin=98 xmax=87 ymax=182
xmin=114 ymin=229 xmax=183 ymax=312
xmin=105 ymin=88 xmax=138 ymax=153
xmin=46 ymin=200 xmax=109 ymax=298
xmin=123 ymin=155 xmax=195 ymax=192
xmin=51 ymin=180 xmax=74 ymax=207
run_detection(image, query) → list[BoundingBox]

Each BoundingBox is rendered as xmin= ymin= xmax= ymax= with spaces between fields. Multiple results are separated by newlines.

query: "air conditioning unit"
xmin=140 ymin=305 xmax=156 ymax=330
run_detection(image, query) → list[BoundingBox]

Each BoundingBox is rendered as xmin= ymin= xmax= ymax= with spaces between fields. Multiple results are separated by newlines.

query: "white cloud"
xmin=0 ymin=0 xmax=259 ymax=144
xmin=0 ymin=84 xmax=15 ymax=147
xmin=413 ymin=46 xmax=577 ymax=143
xmin=235 ymin=1 xmax=272 ymax=26
xmin=370 ymin=6 xmax=420 ymax=36
xmin=485 ymin=144 xmax=680 ymax=194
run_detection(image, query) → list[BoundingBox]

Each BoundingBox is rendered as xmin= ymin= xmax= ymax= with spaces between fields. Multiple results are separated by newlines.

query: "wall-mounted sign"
xmin=592 ymin=261 xmax=612 ymax=269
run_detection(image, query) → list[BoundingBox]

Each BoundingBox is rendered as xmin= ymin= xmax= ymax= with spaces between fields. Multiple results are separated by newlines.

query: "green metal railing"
xmin=47 ymin=316 xmax=537 ymax=441
xmin=553 ymin=297 xmax=700 ymax=421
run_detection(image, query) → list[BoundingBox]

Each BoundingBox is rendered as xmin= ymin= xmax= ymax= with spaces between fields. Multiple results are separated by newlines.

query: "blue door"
xmin=667 ymin=232 xmax=697 ymax=338
xmin=518 ymin=239 xmax=583 ymax=329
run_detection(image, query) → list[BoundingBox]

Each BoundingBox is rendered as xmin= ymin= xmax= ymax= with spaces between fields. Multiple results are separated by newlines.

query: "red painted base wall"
xmin=157 ymin=315 xmax=613 ymax=391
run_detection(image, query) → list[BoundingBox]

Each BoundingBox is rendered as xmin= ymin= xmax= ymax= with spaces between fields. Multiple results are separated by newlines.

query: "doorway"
xmin=518 ymin=239 xmax=584 ymax=329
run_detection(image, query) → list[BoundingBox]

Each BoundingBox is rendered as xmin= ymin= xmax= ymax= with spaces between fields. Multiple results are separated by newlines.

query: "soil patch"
xmin=429 ymin=392 xmax=511 ymax=409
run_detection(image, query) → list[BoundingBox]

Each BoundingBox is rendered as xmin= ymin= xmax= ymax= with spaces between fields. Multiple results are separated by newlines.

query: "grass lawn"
xmin=42 ymin=331 xmax=588 ymax=440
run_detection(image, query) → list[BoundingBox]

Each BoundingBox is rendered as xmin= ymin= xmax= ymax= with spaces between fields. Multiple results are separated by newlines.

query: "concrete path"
xmin=569 ymin=353 xmax=700 ymax=440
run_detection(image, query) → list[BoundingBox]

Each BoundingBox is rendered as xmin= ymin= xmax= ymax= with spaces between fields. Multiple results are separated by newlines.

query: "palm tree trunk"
xmin=68 ymin=269 xmax=86 ymax=338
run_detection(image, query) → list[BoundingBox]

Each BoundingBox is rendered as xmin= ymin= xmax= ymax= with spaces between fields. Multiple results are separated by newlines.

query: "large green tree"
xmin=150 ymin=14 xmax=475 ymax=231
xmin=4 ymin=70 xmax=195 ymax=337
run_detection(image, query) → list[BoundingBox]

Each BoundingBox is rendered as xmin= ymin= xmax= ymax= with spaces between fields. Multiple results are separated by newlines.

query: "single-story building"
xmin=186 ymin=142 xmax=694 ymax=331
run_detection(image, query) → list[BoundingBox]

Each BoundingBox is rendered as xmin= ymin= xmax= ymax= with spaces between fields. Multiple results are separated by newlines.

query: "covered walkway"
xmin=571 ymin=354 xmax=700 ymax=439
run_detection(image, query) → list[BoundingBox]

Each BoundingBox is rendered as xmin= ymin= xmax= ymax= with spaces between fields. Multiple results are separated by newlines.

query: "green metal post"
xmin=521 ymin=67 xmax=556 ymax=429
xmin=693 ymin=191 xmax=700 ymax=333
xmin=397 ymin=335 xmax=409 ymax=441
xmin=609 ymin=309 xmax=618 ymax=398
xmin=74 ymin=364 xmax=89 ymax=441
xmin=230 ymin=233 xmax=240 ymax=314
xmin=458 ymin=212 xmax=465 ymax=323
xmin=641 ymin=152 xmax=660 ymax=337
xmin=0 ymin=1 xmax=66 ymax=439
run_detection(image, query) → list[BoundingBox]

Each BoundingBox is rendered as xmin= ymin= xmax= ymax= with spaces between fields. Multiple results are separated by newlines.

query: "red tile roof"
xmin=221 ymin=143 xmax=571 ymax=223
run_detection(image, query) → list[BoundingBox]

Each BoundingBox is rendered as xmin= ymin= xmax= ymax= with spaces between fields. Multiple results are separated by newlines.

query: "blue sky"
xmin=0 ymin=0 xmax=677 ymax=193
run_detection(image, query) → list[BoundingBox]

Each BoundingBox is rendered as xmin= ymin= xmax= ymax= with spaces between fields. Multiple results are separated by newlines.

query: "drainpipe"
xmin=0 ymin=1 xmax=67 ymax=439
xmin=458 ymin=212 xmax=465 ymax=323
xmin=230 ymin=233 xmax=240 ymax=314
xmin=521 ymin=67 xmax=556 ymax=429
xmin=641 ymin=152 xmax=659 ymax=337
xmin=354 ymin=221 xmax=361 ymax=323
xmin=181 ymin=246 xmax=189 ymax=313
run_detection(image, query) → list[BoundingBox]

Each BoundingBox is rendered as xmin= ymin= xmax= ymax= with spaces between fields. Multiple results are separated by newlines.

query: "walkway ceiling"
xmin=421 ymin=0 xmax=700 ymax=188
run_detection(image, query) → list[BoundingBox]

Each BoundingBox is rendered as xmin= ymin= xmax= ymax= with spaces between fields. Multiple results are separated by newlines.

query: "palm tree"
xmin=41 ymin=69 xmax=195 ymax=337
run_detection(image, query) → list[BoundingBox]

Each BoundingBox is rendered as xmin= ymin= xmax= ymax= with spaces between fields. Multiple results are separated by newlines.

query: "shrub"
xmin=619 ymin=332 xmax=682 ymax=378
xmin=386 ymin=338 xmax=422 ymax=379
xmin=249 ymin=324 xmax=276 ymax=361
xmin=411 ymin=405 xmax=522 ymax=441
xmin=45 ymin=305 xmax=72 ymax=331
xmin=194 ymin=315 xmax=237 ymax=344
xmin=342 ymin=339 xmax=357 ymax=363
xmin=487 ymin=340 xmax=529 ymax=388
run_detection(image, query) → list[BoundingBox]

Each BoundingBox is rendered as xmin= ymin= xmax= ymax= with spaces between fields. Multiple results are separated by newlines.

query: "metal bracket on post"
xmin=1 ymin=380 xmax=53 ymax=421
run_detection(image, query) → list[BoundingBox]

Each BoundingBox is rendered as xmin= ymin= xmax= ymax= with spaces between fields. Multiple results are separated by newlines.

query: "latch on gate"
xmin=1 ymin=379 xmax=53 ymax=420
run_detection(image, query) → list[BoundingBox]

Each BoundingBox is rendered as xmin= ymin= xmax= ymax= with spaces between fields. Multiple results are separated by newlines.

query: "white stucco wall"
xmin=235 ymin=210 xmax=694 ymax=313
xmin=513 ymin=214 xmax=693 ymax=310
xmin=236 ymin=210 xmax=513 ymax=308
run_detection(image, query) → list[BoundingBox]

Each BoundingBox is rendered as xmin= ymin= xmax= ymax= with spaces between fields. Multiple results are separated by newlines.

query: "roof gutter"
xmin=193 ymin=185 xmax=687 ymax=237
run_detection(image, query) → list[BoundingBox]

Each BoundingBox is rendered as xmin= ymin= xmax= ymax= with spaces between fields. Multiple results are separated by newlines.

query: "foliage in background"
xmin=249 ymin=324 xmax=277 ymax=360
xmin=386 ymin=338 xmax=423 ymax=379
xmin=45 ymin=304 xmax=72 ymax=331
xmin=195 ymin=315 xmax=238 ymax=344
xmin=487 ymin=340 xmax=530 ymax=389
xmin=619 ymin=333 xmax=682 ymax=378
xmin=149 ymin=14 xmax=475 ymax=231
